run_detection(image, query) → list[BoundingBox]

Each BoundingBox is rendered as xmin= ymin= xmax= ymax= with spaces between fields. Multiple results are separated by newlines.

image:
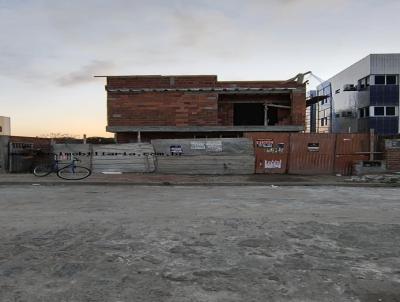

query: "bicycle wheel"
xmin=33 ymin=164 xmax=53 ymax=177
xmin=57 ymin=166 xmax=91 ymax=180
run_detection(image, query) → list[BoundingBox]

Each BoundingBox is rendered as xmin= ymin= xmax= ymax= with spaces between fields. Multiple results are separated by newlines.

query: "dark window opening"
xmin=267 ymin=106 xmax=278 ymax=126
xmin=375 ymin=75 xmax=385 ymax=85
xmin=365 ymin=107 xmax=370 ymax=117
xmin=374 ymin=106 xmax=385 ymax=116
xmin=233 ymin=103 xmax=265 ymax=126
xmin=386 ymin=75 xmax=397 ymax=85
xmin=359 ymin=108 xmax=364 ymax=118
xmin=386 ymin=106 xmax=396 ymax=116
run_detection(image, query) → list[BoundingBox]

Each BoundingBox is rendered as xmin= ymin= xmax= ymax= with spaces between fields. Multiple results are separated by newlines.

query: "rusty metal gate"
xmin=245 ymin=132 xmax=372 ymax=175
xmin=244 ymin=133 xmax=289 ymax=174
xmin=288 ymin=133 xmax=336 ymax=175
xmin=334 ymin=133 xmax=370 ymax=175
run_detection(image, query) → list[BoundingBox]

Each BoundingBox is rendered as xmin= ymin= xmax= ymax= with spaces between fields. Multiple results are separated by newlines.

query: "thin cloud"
xmin=57 ymin=60 xmax=115 ymax=86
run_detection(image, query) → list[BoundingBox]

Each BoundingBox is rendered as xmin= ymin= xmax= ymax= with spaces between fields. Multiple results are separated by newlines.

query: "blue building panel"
xmin=369 ymin=117 xmax=399 ymax=135
xmin=370 ymin=85 xmax=399 ymax=106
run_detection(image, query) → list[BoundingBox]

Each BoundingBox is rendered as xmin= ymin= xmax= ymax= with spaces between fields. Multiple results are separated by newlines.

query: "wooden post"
xmin=369 ymin=128 xmax=375 ymax=161
xmin=137 ymin=131 xmax=141 ymax=143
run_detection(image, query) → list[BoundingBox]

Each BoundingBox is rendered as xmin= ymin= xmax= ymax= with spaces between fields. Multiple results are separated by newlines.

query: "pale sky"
xmin=1 ymin=0 xmax=400 ymax=137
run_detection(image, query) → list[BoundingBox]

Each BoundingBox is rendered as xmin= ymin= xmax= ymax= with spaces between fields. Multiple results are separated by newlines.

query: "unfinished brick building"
xmin=102 ymin=75 xmax=306 ymax=142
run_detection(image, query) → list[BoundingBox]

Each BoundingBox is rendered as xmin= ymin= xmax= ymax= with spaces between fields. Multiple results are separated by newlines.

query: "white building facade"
xmin=311 ymin=54 xmax=400 ymax=135
xmin=0 ymin=116 xmax=11 ymax=136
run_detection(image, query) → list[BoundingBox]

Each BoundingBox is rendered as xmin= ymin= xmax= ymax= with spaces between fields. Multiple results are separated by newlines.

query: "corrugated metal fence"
xmin=245 ymin=132 xmax=372 ymax=175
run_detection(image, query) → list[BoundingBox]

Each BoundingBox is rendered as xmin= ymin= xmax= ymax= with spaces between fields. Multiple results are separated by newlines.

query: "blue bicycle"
xmin=33 ymin=156 xmax=91 ymax=180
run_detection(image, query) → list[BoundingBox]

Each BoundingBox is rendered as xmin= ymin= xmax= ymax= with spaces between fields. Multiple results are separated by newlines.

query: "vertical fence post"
xmin=333 ymin=133 xmax=338 ymax=175
xmin=286 ymin=133 xmax=292 ymax=174
xmin=370 ymin=128 xmax=375 ymax=161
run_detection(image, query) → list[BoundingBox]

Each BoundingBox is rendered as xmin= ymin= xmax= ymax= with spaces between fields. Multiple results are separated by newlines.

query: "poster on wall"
xmin=276 ymin=143 xmax=285 ymax=153
xmin=307 ymin=143 xmax=320 ymax=152
xmin=170 ymin=145 xmax=183 ymax=155
xmin=265 ymin=159 xmax=282 ymax=169
xmin=256 ymin=139 xmax=285 ymax=153
xmin=190 ymin=141 xmax=206 ymax=150
xmin=256 ymin=139 xmax=274 ymax=149
xmin=206 ymin=141 xmax=223 ymax=152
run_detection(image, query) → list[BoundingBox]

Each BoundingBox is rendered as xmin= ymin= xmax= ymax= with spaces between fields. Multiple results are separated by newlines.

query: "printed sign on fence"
xmin=265 ymin=159 xmax=282 ymax=169
xmin=206 ymin=141 xmax=223 ymax=152
xmin=307 ymin=143 xmax=320 ymax=152
xmin=170 ymin=145 xmax=183 ymax=155
xmin=256 ymin=139 xmax=273 ymax=148
xmin=190 ymin=141 xmax=206 ymax=150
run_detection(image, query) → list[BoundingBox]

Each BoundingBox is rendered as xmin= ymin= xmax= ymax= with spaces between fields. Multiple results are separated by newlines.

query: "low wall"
xmin=385 ymin=139 xmax=400 ymax=171
xmin=53 ymin=143 xmax=156 ymax=173
xmin=151 ymin=138 xmax=255 ymax=174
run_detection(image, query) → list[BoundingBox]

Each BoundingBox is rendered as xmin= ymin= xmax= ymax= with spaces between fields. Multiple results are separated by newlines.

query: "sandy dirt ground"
xmin=0 ymin=185 xmax=400 ymax=302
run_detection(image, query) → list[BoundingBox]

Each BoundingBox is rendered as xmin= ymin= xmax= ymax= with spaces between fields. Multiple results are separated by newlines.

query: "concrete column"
xmin=137 ymin=131 xmax=141 ymax=143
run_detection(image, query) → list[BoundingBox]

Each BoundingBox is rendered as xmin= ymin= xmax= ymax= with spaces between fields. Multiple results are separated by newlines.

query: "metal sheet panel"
xmin=288 ymin=133 xmax=336 ymax=175
xmin=334 ymin=133 xmax=371 ymax=175
xmin=244 ymin=132 xmax=289 ymax=174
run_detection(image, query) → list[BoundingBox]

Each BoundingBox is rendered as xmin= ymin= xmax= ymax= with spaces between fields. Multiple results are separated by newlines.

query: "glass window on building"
xmin=386 ymin=75 xmax=397 ymax=85
xmin=374 ymin=106 xmax=385 ymax=116
xmin=359 ymin=108 xmax=364 ymax=118
xmin=386 ymin=107 xmax=396 ymax=116
xmin=366 ymin=76 xmax=370 ymax=87
xmin=365 ymin=107 xmax=370 ymax=117
xmin=375 ymin=75 xmax=385 ymax=85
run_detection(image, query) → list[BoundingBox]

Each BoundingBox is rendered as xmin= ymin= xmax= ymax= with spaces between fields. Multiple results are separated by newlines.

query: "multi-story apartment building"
xmin=310 ymin=54 xmax=400 ymax=135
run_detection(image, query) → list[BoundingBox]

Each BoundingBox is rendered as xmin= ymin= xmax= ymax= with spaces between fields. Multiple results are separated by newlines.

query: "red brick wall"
xmin=218 ymin=103 xmax=234 ymax=126
xmin=107 ymin=75 xmax=218 ymax=89
xmin=10 ymin=136 xmax=51 ymax=149
xmin=386 ymin=149 xmax=400 ymax=171
xmin=108 ymin=92 xmax=219 ymax=127
xmin=106 ymin=75 xmax=306 ymax=129
xmin=291 ymin=92 xmax=306 ymax=126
